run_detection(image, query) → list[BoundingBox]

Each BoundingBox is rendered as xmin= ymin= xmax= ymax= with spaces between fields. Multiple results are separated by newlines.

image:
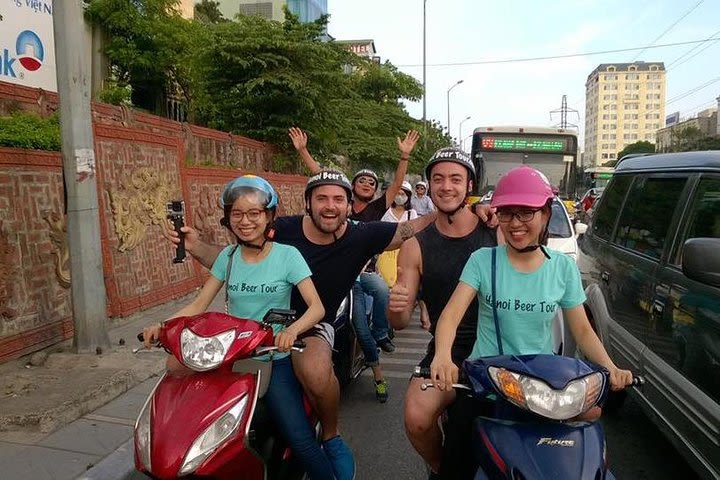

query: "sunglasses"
xmin=356 ymin=177 xmax=377 ymax=187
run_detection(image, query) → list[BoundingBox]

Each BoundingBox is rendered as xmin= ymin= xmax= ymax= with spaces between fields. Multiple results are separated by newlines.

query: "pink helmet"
xmin=491 ymin=166 xmax=554 ymax=209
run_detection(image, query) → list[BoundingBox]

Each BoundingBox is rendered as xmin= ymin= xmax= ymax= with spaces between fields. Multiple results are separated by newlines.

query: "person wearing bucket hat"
xmin=387 ymin=146 xmax=498 ymax=478
xmin=163 ymin=166 xmax=438 ymax=479
xmin=144 ymin=174 xmax=335 ymax=479
xmin=430 ymin=163 xmax=634 ymax=411
xmin=411 ymin=180 xmax=434 ymax=216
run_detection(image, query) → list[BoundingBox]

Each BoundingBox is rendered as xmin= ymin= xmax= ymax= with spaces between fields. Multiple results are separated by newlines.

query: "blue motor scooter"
xmin=416 ymin=354 xmax=642 ymax=479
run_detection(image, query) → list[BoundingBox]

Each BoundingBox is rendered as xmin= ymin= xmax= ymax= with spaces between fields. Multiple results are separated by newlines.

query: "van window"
xmin=673 ymin=175 xmax=720 ymax=266
xmin=592 ymin=175 xmax=632 ymax=241
xmin=614 ymin=176 xmax=687 ymax=259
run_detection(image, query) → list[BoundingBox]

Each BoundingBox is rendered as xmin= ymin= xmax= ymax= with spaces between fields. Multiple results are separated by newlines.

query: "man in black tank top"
xmin=388 ymin=147 xmax=497 ymax=479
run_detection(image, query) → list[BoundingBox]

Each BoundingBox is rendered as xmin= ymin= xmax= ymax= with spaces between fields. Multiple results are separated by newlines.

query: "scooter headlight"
xmin=134 ymin=395 xmax=152 ymax=472
xmin=179 ymin=396 xmax=249 ymax=475
xmin=488 ymin=367 xmax=604 ymax=420
xmin=181 ymin=328 xmax=236 ymax=371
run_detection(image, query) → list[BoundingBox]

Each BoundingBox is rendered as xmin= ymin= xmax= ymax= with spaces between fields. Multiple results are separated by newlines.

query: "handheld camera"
xmin=166 ymin=200 xmax=186 ymax=264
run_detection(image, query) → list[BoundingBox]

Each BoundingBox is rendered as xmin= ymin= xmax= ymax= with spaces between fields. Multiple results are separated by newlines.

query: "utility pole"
xmin=422 ymin=0 xmax=427 ymax=152
xmin=549 ymin=95 xmax=580 ymax=198
xmin=53 ymin=0 xmax=111 ymax=353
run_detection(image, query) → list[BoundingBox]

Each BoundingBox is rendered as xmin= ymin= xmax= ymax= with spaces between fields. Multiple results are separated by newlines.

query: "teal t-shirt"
xmin=459 ymin=245 xmax=586 ymax=359
xmin=210 ymin=243 xmax=312 ymax=359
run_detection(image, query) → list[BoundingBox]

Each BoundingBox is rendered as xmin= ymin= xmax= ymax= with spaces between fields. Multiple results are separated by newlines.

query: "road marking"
xmin=362 ymin=370 xmax=411 ymax=379
xmin=392 ymin=347 xmax=427 ymax=355
xmin=379 ymin=357 xmax=422 ymax=366
xmin=393 ymin=337 xmax=431 ymax=345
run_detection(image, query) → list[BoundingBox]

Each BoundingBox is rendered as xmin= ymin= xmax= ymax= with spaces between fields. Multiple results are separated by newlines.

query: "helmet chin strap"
xmin=443 ymin=203 xmax=466 ymax=225
xmin=506 ymin=225 xmax=551 ymax=259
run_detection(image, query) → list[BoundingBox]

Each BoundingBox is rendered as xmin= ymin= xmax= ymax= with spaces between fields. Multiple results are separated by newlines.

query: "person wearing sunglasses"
xmin=411 ymin=181 xmax=435 ymax=217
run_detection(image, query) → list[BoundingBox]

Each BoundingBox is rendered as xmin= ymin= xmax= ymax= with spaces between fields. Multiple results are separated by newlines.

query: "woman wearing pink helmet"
xmin=430 ymin=166 xmax=633 ymax=415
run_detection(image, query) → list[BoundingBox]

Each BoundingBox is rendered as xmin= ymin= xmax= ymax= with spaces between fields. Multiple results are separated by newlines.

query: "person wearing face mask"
xmin=382 ymin=181 xmax=418 ymax=223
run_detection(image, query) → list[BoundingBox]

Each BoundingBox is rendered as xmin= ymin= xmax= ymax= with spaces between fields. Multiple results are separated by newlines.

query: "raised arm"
xmin=384 ymin=130 xmax=420 ymax=208
xmin=289 ymin=127 xmax=321 ymax=175
xmin=388 ymin=238 xmax=422 ymax=330
xmin=385 ymin=211 xmax=436 ymax=251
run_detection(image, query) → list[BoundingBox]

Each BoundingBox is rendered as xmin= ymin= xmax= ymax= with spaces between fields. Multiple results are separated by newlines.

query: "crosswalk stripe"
xmin=362 ymin=370 xmax=411 ymax=380
xmin=379 ymin=357 xmax=422 ymax=366
xmin=393 ymin=337 xmax=431 ymax=345
xmin=392 ymin=347 xmax=427 ymax=355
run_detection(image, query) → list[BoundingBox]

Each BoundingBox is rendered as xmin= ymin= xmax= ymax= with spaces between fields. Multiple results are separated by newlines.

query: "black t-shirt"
xmin=417 ymin=221 xmax=497 ymax=349
xmin=350 ymin=192 xmax=388 ymax=222
xmin=274 ymin=216 xmax=397 ymax=324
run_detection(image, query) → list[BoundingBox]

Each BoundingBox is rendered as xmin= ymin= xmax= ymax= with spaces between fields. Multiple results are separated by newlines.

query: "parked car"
xmin=575 ymin=151 xmax=720 ymax=479
xmin=547 ymin=197 xmax=579 ymax=262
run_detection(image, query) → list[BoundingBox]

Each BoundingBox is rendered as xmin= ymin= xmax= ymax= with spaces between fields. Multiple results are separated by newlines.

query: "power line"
xmin=631 ymin=0 xmax=704 ymax=61
xmin=667 ymin=29 xmax=720 ymax=69
xmin=397 ymin=37 xmax=718 ymax=68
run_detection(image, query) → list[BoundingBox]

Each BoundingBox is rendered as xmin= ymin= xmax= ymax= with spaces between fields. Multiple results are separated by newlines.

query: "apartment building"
xmin=217 ymin=0 xmax=327 ymax=22
xmin=584 ymin=62 xmax=666 ymax=166
xmin=656 ymin=106 xmax=719 ymax=152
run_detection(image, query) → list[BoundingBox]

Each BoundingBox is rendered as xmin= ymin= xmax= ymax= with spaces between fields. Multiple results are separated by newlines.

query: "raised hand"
xmin=288 ymin=127 xmax=308 ymax=152
xmin=162 ymin=219 xmax=202 ymax=252
xmin=397 ymin=130 xmax=420 ymax=158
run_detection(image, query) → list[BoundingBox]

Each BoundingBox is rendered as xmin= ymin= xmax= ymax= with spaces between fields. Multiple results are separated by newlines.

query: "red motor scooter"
xmin=133 ymin=309 xmax=314 ymax=479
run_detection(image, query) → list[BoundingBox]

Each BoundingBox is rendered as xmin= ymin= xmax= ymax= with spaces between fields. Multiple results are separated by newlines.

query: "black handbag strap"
xmin=224 ymin=245 xmax=239 ymax=314
xmin=491 ymin=247 xmax=504 ymax=355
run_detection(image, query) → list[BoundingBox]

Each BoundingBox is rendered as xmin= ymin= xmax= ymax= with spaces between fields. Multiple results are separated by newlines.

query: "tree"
xmin=669 ymin=125 xmax=706 ymax=152
xmin=613 ymin=140 xmax=655 ymax=166
xmin=194 ymin=0 xmax=227 ymax=24
xmin=85 ymin=0 xmax=206 ymax=115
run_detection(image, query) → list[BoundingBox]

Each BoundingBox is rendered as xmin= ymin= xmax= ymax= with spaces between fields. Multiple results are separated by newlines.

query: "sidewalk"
xmin=0 ymin=292 xmax=224 ymax=480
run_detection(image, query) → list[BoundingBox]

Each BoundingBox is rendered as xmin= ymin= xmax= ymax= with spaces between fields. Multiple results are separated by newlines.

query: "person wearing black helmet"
xmin=290 ymin=127 xmax=420 ymax=393
xmin=164 ymin=168 xmax=437 ymax=480
xmin=388 ymin=146 xmax=498 ymax=479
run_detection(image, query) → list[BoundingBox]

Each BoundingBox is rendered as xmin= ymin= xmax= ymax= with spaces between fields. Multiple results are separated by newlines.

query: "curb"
xmin=76 ymin=438 xmax=136 ymax=480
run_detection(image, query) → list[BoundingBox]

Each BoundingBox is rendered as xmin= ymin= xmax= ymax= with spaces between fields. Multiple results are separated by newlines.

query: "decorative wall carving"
xmin=107 ymin=168 xmax=175 ymax=252
xmin=0 ymin=224 xmax=16 ymax=318
xmin=42 ymin=211 xmax=71 ymax=288
xmin=194 ymin=186 xmax=222 ymax=246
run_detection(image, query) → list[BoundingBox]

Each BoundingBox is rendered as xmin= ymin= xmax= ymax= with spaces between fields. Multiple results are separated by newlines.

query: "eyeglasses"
xmin=415 ymin=186 xmax=426 ymax=190
xmin=497 ymin=208 xmax=541 ymax=223
xmin=230 ymin=209 xmax=265 ymax=222
xmin=356 ymin=177 xmax=376 ymax=187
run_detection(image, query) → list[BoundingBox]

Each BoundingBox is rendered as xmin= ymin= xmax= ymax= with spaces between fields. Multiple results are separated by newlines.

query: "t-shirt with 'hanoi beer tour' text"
xmin=211 ymin=243 xmax=311 ymax=352
xmin=459 ymin=245 xmax=586 ymax=359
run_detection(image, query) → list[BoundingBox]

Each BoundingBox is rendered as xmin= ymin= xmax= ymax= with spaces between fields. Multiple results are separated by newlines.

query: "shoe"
xmin=377 ymin=337 xmax=395 ymax=353
xmin=375 ymin=379 xmax=388 ymax=403
xmin=322 ymin=436 xmax=356 ymax=480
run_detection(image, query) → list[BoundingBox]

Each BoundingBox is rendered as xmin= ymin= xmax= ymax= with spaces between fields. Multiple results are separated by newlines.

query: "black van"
xmin=575 ymin=151 xmax=720 ymax=479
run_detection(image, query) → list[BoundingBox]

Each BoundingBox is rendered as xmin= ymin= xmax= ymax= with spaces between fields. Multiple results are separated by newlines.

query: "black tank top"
xmin=417 ymin=220 xmax=497 ymax=348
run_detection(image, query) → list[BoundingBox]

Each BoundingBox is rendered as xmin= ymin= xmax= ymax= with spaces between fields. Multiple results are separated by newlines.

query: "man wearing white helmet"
xmin=411 ymin=181 xmax=435 ymax=216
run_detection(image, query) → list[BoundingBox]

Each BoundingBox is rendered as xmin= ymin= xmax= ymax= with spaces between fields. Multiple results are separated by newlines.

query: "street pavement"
xmin=0 ymin=292 xmax=220 ymax=480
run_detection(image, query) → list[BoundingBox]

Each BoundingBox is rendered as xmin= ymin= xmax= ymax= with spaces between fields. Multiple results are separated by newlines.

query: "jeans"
xmin=351 ymin=272 xmax=390 ymax=366
xmin=264 ymin=356 xmax=334 ymax=480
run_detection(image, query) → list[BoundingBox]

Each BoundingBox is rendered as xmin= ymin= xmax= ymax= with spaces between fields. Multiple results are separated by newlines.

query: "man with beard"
xmin=165 ymin=169 xmax=436 ymax=480
xmin=289 ymin=128 xmax=420 ymax=403
xmin=388 ymin=147 xmax=498 ymax=479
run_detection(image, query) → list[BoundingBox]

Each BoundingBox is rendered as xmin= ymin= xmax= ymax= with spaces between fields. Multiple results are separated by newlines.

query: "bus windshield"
xmin=470 ymin=127 xmax=579 ymax=198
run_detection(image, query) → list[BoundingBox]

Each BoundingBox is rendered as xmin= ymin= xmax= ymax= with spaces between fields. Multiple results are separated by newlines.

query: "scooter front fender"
xmin=146 ymin=367 xmax=263 ymax=479
xmin=474 ymin=417 xmax=607 ymax=480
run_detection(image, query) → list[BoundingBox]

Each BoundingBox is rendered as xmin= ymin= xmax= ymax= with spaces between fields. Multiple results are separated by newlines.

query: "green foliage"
xmin=615 ymin=140 xmax=655 ymax=164
xmin=85 ymin=1 xmax=451 ymax=174
xmin=0 ymin=112 xmax=61 ymax=151
xmin=97 ymin=80 xmax=132 ymax=106
xmin=194 ymin=0 xmax=227 ymax=24
xmin=666 ymin=125 xmax=720 ymax=152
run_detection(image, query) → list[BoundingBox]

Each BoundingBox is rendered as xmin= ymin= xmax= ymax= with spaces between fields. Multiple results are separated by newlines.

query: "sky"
xmin=327 ymin=0 xmax=720 ymax=147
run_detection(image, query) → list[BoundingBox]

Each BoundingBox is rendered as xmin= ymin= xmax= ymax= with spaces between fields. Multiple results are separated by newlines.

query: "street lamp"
xmin=447 ymin=79 xmax=464 ymax=134
xmin=459 ymin=115 xmax=471 ymax=147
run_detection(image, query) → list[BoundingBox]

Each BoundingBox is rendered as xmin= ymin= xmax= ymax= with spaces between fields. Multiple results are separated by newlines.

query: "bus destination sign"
xmin=480 ymin=136 xmax=566 ymax=153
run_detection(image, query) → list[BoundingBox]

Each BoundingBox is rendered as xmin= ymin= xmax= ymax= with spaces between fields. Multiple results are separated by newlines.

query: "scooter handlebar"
xmin=631 ymin=375 xmax=645 ymax=387
xmin=413 ymin=366 xmax=431 ymax=379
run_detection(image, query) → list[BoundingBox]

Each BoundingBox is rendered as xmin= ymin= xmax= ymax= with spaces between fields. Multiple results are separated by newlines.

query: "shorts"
xmin=299 ymin=322 xmax=335 ymax=348
xmin=417 ymin=341 xmax=474 ymax=369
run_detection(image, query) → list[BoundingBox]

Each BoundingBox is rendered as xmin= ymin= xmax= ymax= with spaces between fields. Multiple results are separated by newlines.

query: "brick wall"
xmin=0 ymin=81 xmax=308 ymax=362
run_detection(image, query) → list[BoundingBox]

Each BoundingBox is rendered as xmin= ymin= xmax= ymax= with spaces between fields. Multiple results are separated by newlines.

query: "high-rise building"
xmin=217 ymin=0 xmax=327 ymax=22
xmin=584 ymin=62 xmax=666 ymax=166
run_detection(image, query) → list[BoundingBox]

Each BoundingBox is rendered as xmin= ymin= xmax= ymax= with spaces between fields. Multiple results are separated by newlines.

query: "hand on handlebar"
xmin=142 ymin=323 xmax=162 ymax=349
xmin=274 ymin=326 xmax=299 ymax=353
xmin=609 ymin=366 xmax=634 ymax=391
xmin=430 ymin=355 xmax=458 ymax=392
